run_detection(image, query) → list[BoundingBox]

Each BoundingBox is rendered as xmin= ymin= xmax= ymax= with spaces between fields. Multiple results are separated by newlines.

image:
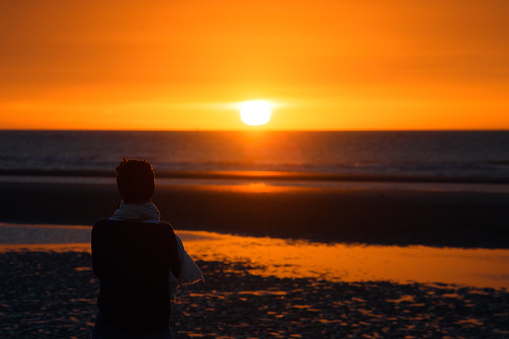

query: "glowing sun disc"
xmin=240 ymin=100 xmax=271 ymax=125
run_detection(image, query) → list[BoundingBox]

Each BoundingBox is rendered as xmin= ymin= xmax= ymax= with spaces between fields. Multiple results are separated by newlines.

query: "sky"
xmin=1 ymin=0 xmax=508 ymax=130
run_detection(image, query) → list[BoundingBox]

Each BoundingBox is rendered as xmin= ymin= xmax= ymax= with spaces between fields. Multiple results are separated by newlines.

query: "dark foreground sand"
xmin=0 ymin=181 xmax=508 ymax=248
xmin=1 ymin=250 xmax=508 ymax=338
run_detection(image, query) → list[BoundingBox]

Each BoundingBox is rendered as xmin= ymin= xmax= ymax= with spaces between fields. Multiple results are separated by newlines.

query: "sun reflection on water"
xmin=1 ymin=224 xmax=508 ymax=289
xmin=178 ymin=230 xmax=509 ymax=289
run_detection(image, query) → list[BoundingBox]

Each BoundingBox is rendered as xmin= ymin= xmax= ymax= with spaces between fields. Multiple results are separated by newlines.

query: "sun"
xmin=240 ymin=100 xmax=271 ymax=126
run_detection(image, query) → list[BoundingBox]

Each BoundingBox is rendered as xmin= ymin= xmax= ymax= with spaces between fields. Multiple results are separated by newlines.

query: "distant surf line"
xmin=1 ymin=168 xmax=509 ymax=185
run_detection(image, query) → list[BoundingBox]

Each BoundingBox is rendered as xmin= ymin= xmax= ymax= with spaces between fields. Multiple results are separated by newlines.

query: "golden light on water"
xmin=1 ymin=224 xmax=509 ymax=288
xmin=179 ymin=231 xmax=509 ymax=289
xmin=240 ymin=100 xmax=272 ymax=126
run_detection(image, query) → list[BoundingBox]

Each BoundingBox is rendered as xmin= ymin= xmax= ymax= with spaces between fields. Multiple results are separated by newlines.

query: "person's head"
xmin=115 ymin=158 xmax=155 ymax=203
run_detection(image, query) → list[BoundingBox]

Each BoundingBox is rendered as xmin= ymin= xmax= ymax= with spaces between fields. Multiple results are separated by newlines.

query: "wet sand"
xmin=0 ymin=180 xmax=508 ymax=248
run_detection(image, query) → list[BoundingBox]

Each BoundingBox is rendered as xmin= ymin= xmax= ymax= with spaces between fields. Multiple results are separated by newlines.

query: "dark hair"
xmin=116 ymin=158 xmax=155 ymax=203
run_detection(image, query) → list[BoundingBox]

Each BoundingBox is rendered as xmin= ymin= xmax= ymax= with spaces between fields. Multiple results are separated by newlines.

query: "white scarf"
xmin=111 ymin=201 xmax=161 ymax=223
xmin=110 ymin=201 xmax=204 ymax=298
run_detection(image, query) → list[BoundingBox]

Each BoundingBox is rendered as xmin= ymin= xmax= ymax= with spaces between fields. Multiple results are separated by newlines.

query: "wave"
xmin=1 ymin=168 xmax=509 ymax=184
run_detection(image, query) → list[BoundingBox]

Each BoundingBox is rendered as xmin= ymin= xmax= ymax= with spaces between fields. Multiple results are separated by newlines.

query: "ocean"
xmin=1 ymin=130 xmax=508 ymax=185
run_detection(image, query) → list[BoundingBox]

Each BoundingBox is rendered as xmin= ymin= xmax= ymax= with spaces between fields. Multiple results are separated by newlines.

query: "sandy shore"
xmin=0 ymin=181 xmax=508 ymax=248
xmin=1 ymin=250 xmax=508 ymax=338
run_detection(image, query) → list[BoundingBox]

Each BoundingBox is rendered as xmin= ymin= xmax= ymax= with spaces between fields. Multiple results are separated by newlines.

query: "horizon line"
xmin=1 ymin=128 xmax=509 ymax=133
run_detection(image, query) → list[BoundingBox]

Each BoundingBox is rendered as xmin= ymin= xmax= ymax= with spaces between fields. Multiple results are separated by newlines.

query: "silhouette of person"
xmin=92 ymin=158 xmax=203 ymax=338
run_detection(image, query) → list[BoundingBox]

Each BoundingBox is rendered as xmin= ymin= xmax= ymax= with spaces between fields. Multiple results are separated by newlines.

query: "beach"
xmin=1 ymin=179 xmax=509 ymax=338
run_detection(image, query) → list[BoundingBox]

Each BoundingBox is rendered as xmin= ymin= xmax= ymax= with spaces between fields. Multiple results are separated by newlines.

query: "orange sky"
xmin=1 ymin=0 xmax=508 ymax=130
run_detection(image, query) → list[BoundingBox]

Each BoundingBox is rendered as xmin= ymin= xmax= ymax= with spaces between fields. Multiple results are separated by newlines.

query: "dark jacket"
xmin=92 ymin=219 xmax=181 ymax=334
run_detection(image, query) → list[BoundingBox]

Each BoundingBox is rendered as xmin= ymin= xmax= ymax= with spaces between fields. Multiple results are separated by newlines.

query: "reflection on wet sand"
xmin=1 ymin=224 xmax=508 ymax=289
xmin=180 ymin=230 xmax=509 ymax=289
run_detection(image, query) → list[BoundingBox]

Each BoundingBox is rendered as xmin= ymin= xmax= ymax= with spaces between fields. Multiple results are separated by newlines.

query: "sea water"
xmin=0 ymin=130 xmax=508 ymax=183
